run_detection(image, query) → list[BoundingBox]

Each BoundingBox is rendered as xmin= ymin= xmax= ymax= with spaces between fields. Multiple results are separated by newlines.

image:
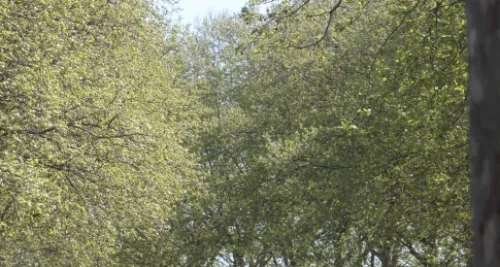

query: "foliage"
xmin=178 ymin=0 xmax=470 ymax=266
xmin=0 ymin=0 xmax=195 ymax=265
xmin=0 ymin=0 xmax=471 ymax=266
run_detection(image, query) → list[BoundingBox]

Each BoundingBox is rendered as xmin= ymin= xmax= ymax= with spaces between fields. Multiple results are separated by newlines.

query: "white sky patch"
xmin=177 ymin=0 xmax=248 ymax=24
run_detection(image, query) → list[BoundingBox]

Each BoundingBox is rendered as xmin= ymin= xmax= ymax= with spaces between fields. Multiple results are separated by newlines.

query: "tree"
xmin=466 ymin=0 xmax=500 ymax=266
xmin=0 ymin=0 xmax=197 ymax=265
xmin=0 ymin=0 xmax=477 ymax=265
xmin=176 ymin=1 xmax=470 ymax=265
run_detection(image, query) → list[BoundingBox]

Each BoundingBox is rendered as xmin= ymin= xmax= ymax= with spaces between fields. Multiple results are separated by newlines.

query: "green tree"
xmin=180 ymin=0 xmax=470 ymax=265
xmin=0 ymin=0 xmax=196 ymax=265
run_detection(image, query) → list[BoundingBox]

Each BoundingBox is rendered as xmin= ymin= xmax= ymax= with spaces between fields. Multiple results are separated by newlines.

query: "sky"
xmin=177 ymin=0 xmax=248 ymax=24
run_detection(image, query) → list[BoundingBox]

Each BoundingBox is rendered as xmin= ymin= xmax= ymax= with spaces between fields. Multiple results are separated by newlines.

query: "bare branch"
xmin=296 ymin=0 xmax=343 ymax=49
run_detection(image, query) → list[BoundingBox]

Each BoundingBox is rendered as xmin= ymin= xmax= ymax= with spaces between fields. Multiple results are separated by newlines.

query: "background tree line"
xmin=0 ymin=0 xmax=472 ymax=266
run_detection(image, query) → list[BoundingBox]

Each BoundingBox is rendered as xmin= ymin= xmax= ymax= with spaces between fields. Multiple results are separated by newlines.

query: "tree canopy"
xmin=0 ymin=0 xmax=471 ymax=266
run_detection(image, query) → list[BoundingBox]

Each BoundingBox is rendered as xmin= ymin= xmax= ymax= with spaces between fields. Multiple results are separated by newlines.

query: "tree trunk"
xmin=379 ymin=249 xmax=390 ymax=267
xmin=372 ymin=248 xmax=393 ymax=267
xmin=234 ymin=252 xmax=245 ymax=267
xmin=466 ymin=0 xmax=500 ymax=266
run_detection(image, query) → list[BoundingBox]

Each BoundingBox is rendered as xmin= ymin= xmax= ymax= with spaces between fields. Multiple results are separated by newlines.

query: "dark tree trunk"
xmin=466 ymin=0 xmax=500 ymax=266
xmin=234 ymin=252 xmax=244 ymax=267
xmin=379 ymin=249 xmax=390 ymax=267
xmin=372 ymin=248 xmax=393 ymax=267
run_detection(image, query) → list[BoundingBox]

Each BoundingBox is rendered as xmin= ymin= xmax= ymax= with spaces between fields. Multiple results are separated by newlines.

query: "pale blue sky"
xmin=178 ymin=0 xmax=248 ymax=24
